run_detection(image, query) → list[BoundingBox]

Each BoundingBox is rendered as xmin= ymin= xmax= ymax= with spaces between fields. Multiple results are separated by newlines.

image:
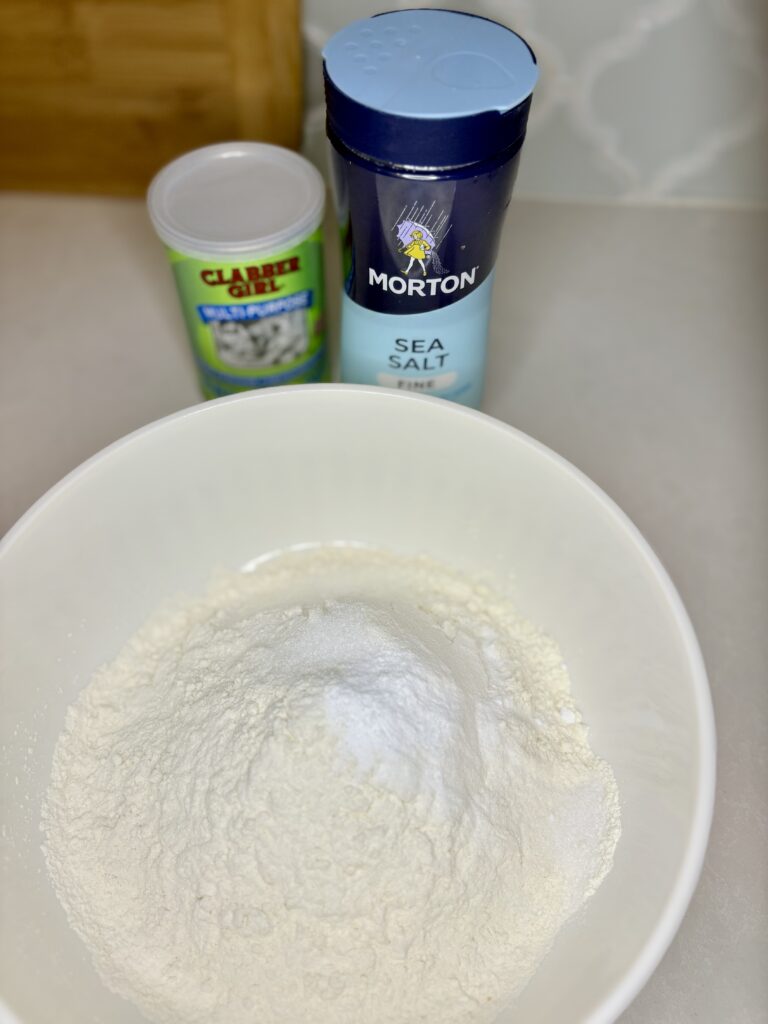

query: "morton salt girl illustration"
xmin=401 ymin=229 xmax=431 ymax=276
xmin=324 ymin=9 xmax=538 ymax=407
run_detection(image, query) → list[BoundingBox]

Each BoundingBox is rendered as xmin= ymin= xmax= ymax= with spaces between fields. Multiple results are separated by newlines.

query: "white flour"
xmin=42 ymin=547 xmax=620 ymax=1024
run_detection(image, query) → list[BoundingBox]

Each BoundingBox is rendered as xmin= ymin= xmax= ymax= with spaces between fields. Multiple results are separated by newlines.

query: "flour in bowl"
xmin=42 ymin=546 xmax=621 ymax=1024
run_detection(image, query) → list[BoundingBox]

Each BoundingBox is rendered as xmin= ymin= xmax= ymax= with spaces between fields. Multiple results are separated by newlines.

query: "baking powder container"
xmin=148 ymin=143 xmax=326 ymax=397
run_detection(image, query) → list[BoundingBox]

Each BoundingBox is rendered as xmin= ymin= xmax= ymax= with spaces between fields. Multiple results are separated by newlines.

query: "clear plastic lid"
xmin=147 ymin=143 xmax=326 ymax=259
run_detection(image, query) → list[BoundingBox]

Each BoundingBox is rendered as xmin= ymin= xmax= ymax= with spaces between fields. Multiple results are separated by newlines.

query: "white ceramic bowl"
xmin=0 ymin=386 xmax=715 ymax=1024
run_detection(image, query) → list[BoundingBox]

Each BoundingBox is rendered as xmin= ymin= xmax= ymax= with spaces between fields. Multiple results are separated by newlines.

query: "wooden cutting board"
xmin=0 ymin=0 xmax=303 ymax=195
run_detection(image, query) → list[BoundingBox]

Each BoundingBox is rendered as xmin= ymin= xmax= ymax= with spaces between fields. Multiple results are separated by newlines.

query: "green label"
xmin=168 ymin=229 xmax=326 ymax=397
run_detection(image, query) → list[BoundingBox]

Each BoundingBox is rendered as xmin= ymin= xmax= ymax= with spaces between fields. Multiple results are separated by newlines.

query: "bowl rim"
xmin=0 ymin=384 xmax=716 ymax=1024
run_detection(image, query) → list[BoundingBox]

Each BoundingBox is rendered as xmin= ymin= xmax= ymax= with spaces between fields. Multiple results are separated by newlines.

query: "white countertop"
xmin=1 ymin=192 xmax=766 ymax=1022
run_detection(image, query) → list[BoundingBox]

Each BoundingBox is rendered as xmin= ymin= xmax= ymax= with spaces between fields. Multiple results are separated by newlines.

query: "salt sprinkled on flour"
xmin=42 ymin=547 xmax=621 ymax=1024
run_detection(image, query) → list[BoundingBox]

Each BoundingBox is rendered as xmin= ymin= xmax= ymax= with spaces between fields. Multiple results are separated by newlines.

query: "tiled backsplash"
xmin=303 ymin=0 xmax=768 ymax=204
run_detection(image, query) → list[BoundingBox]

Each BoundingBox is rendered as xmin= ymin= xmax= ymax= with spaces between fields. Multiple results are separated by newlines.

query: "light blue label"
xmin=340 ymin=273 xmax=495 ymax=408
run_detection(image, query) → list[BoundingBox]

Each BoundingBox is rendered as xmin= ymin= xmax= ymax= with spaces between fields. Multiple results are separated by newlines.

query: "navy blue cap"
xmin=323 ymin=9 xmax=538 ymax=170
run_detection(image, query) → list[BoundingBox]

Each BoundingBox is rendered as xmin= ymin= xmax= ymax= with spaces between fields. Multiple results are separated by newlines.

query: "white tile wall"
xmin=303 ymin=0 xmax=768 ymax=204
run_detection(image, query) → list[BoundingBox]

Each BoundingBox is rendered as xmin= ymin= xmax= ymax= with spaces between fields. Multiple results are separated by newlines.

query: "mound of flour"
xmin=42 ymin=547 xmax=620 ymax=1024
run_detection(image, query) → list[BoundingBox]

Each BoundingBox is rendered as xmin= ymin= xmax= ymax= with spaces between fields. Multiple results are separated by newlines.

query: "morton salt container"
xmin=148 ymin=143 xmax=326 ymax=398
xmin=324 ymin=9 xmax=538 ymax=407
